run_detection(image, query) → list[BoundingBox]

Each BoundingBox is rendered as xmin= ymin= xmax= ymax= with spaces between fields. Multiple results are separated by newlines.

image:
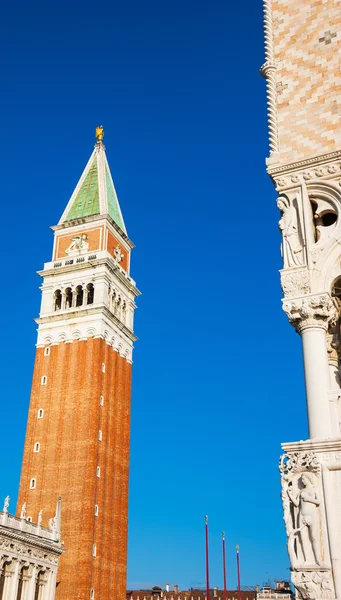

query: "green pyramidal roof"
xmin=59 ymin=142 xmax=127 ymax=234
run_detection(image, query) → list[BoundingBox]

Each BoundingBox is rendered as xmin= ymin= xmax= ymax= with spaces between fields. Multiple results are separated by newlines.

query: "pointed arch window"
xmin=94 ymin=505 xmax=99 ymax=517
xmin=34 ymin=442 xmax=40 ymax=453
xmin=44 ymin=346 xmax=50 ymax=356
xmin=30 ymin=478 xmax=36 ymax=489
xmin=38 ymin=408 xmax=44 ymax=419
xmin=41 ymin=376 xmax=47 ymax=386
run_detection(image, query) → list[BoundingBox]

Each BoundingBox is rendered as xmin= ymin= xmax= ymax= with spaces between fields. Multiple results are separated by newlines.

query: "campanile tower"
xmin=17 ymin=127 xmax=140 ymax=600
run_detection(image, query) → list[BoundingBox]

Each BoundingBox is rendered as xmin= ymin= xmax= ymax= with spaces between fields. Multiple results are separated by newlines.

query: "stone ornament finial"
xmin=20 ymin=502 xmax=26 ymax=519
xmin=38 ymin=509 xmax=43 ymax=526
xmin=3 ymin=496 xmax=10 ymax=512
xmin=95 ymin=125 xmax=104 ymax=142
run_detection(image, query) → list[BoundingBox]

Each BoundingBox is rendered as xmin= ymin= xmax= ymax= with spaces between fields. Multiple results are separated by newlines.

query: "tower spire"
xmin=58 ymin=128 xmax=127 ymax=234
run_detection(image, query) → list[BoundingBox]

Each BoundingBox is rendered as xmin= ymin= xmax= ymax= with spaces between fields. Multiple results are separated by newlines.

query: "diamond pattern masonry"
xmin=273 ymin=0 xmax=341 ymax=165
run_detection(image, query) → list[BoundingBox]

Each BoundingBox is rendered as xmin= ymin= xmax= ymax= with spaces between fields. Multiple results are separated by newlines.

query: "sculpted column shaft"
xmin=283 ymin=294 xmax=338 ymax=439
xmin=300 ymin=326 xmax=332 ymax=438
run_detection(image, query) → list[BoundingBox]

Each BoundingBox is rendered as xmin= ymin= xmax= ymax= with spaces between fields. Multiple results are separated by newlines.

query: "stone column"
xmin=44 ymin=569 xmax=57 ymax=600
xmin=26 ymin=565 xmax=37 ymax=600
xmin=327 ymin=328 xmax=341 ymax=437
xmin=7 ymin=559 xmax=20 ymax=600
xmin=283 ymin=294 xmax=338 ymax=439
xmin=3 ymin=561 xmax=14 ymax=600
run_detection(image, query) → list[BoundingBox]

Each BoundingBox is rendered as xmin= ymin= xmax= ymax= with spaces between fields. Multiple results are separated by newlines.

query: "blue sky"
xmin=2 ymin=0 xmax=308 ymax=591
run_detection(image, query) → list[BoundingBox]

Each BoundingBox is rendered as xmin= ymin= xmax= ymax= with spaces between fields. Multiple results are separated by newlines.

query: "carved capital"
xmin=282 ymin=294 xmax=338 ymax=333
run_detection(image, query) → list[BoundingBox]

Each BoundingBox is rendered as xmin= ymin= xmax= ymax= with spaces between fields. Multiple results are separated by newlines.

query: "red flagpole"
xmin=236 ymin=545 xmax=241 ymax=600
xmin=205 ymin=516 xmax=210 ymax=600
xmin=222 ymin=532 xmax=227 ymax=600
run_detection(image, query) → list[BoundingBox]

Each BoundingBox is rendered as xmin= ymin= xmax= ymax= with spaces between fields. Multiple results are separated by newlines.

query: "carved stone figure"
xmin=20 ymin=502 xmax=26 ymax=519
xmin=38 ymin=509 xmax=43 ymax=526
xmin=3 ymin=496 xmax=10 ymax=512
xmin=113 ymin=245 xmax=123 ymax=263
xmin=49 ymin=516 xmax=56 ymax=531
xmin=288 ymin=473 xmax=322 ymax=566
xmin=66 ymin=234 xmax=89 ymax=255
xmin=292 ymin=570 xmax=334 ymax=600
xmin=277 ymin=197 xmax=304 ymax=267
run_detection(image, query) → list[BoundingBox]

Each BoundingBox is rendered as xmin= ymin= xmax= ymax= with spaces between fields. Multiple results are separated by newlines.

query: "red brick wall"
xmin=17 ymin=338 xmax=132 ymax=600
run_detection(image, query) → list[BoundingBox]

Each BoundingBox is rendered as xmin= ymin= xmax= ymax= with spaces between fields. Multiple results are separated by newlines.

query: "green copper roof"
xmin=106 ymin=166 xmax=126 ymax=232
xmin=61 ymin=143 xmax=127 ymax=234
xmin=64 ymin=155 xmax=100 ymax=221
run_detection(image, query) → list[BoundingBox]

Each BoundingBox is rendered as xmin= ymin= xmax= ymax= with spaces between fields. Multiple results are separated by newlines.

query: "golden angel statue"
xmin=96 ymin=125 xmax=104 ymax=141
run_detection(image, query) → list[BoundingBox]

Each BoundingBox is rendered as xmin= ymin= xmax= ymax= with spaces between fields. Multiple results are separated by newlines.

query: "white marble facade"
xmin=262 ymin=1 xmax=341 ymax=598
xmin=0 ymin=502 xmax=63 ymax=600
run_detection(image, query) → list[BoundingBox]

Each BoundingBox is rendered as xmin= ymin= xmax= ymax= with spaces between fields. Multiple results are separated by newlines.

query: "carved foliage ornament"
xmin=280 ymin=269 xmax=310 ymax=298
xmin=282 ymin=294 xmax=338 ymax=332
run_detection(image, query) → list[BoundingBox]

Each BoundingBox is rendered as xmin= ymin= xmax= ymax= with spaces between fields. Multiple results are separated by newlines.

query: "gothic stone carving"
xmin=277 ymin=197 xmax=304 ymax=268
xmin=292 ymin=571 xmax=334 ymax=600
xmin=282 ymin=294 xmax=338 ymax=332
xmin=279 ymin=452 xmax=335 ymax=599
xmin=280 ymin=269 xmax=310 ymax=298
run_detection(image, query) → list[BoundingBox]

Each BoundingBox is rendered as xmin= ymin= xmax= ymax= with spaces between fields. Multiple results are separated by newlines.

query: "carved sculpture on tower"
xmin=262 ymin=0 xmax=341 ymax=598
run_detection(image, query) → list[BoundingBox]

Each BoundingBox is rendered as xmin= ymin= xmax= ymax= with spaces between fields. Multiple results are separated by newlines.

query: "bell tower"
xmin=17 ymin=127 xmax=140 ymax=600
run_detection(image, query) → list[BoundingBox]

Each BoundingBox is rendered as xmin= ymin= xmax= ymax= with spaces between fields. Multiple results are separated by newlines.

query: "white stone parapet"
xmin=0 ymin=510 xmax=63 ymax=600
xmin=0 ymin=511 xmax=59 ymax=544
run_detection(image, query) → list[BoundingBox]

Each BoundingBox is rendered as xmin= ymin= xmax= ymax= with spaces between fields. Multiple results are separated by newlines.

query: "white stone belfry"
xmin=262 ymin=0 xmax=341 ymax=598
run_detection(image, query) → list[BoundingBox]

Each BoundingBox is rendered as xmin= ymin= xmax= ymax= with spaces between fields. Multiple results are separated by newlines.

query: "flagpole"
xmin=222 ymin=532 xmax=227 ymax=600
xmin=236 ymin=545 xmax=241 ymax=600
xmin=205 ymin=516 xmax=210 ymax=600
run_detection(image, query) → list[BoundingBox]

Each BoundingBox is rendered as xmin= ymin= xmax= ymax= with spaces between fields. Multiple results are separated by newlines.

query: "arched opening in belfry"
xmin=54 ymin=289 xmax=62 ymax=311
xmin=87 ymin=283 xmax=94 ymax=305
xmin=75 ymin=285 xmax=83 ymax=307
xmin=65 ymin=288 xmax=73 ymax=309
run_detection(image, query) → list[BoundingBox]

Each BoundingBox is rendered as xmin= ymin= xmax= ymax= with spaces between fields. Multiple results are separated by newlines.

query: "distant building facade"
xmin=127 ymin=586 xmax=257 ymax=600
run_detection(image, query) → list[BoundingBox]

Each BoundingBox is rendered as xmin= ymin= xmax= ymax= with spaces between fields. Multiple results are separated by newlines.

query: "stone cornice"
xmin=267 ymin=150 xmax=341 ymax=177
xmin=0 ymin=527 xmax=63 ymax=555
xmin=51 ymin=213 xmax=135 ymax=249
xmin=38 ymin=256 xmax=141 ymax=298
xmin=282 ymin=438 xmax=341 ymax=453
xmin=35 ymin=305 xmax=138 ymax=343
